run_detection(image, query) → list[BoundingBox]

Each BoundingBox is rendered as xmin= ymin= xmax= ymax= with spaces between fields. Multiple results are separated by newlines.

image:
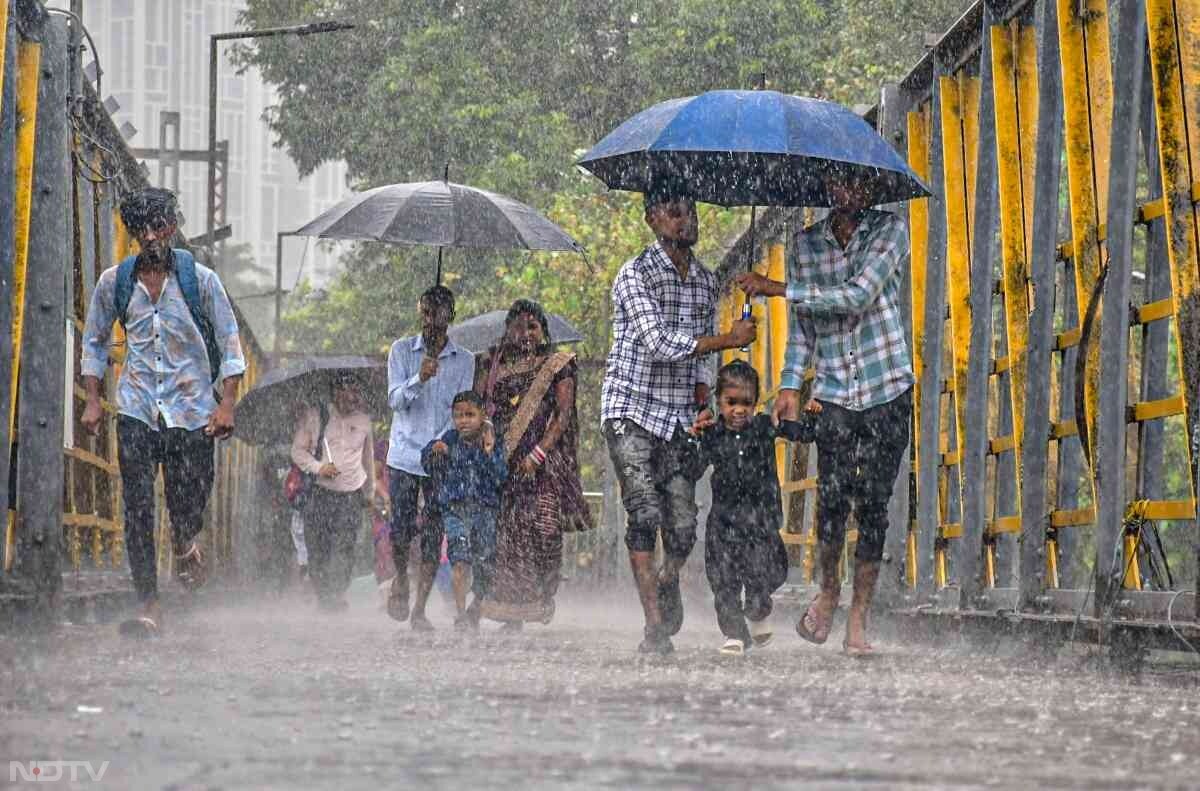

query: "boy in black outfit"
xmin=693 ymin=360 xmax=810 ymax=655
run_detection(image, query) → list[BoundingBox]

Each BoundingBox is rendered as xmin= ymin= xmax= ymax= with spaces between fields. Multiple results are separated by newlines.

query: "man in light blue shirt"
xmin=385 ymin=285 xmax=475 ymax=630
xmin=79 ymin=188 xmax=245 ymax=635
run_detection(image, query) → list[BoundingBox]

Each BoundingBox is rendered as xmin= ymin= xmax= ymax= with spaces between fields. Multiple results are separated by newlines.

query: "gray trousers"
xmin=603 ymin=419 xmax=700 ymax=558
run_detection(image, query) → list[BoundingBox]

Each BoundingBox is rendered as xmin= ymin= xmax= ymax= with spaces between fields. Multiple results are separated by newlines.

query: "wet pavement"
xmin=2 ymin=585 xmax=1198 ymax=790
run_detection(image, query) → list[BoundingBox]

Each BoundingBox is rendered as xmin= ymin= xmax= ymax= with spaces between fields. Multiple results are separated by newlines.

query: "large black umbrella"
xmin=293 ymin=173 xmax=585 ymax=284
xmin=448 ymin=310 xmax=584 ymax=354
xmin=234 ymin=355 xmax=387 ymax=446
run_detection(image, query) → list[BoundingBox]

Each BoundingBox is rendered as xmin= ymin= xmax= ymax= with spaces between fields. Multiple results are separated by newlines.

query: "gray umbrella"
xmin=448 ymin=310 xmax=584 ymax=354
xmin=293 ymin=177 xmax=585 ymax=284
xmin=234 ymin=355 xmax=387 ymax=446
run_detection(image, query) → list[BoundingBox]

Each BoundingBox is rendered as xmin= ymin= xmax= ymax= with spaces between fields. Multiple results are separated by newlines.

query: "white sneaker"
xmin=720 ymin=637 xmax=747 ymax=655
xmin=748 ymin=616 xmax=774 ymax=647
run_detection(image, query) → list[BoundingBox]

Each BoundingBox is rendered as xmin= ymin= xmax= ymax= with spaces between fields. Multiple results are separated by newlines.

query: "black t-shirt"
xmin=699 ymin=414 xmax=796 ymax=526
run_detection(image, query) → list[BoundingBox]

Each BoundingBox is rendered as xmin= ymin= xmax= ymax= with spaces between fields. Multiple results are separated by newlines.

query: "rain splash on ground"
xmin=2 ymin=583 xmax=1198 ymax=789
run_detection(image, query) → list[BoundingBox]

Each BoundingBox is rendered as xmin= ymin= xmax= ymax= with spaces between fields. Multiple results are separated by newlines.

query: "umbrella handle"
xmin=739 ymin=302 xmax=753 ymax=353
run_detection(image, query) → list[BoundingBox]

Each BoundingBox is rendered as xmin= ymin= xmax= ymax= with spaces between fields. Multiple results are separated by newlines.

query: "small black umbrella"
xmin=234 ymin=355 xmax=387 ymax=446
xmin=292 ymin=169 xmax=584 ymax=285
xmin=448 ymin=309 xmax=584 ymax=354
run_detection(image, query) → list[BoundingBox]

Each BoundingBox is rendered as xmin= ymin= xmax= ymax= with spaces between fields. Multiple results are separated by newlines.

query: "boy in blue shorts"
xmin=422 ymin=391 xmax=508 ymax=629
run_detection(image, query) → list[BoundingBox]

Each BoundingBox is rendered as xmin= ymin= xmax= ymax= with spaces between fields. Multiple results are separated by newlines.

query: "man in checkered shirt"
xmin=603 ymin=182 xmax=756 ymax=656
xmin=737 ymin=166 xmax=914 ymax=656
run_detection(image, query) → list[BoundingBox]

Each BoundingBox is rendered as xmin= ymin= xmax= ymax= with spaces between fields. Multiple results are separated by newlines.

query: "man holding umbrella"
xmin=736 ymin=166 xmax=914 ymax=655
xmin=385 ymin=285 xmax=475 ymax=630
xmin=602 ymin=180 xmax=757 ymax=656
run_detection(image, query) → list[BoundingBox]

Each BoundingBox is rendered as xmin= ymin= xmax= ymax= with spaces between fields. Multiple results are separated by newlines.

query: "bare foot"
xmin=843 ymin=609 xmax=874 ymax=655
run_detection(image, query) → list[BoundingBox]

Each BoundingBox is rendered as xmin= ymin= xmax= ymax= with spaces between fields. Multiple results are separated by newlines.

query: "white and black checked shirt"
xmin=781 ymin=209 xmax=914 ymax=410
xmin=602 ymin=242 xmax=718 ymax=439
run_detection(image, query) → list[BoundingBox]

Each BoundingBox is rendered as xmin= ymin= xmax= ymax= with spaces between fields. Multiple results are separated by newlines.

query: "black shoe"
xmin=638 ymin=626 xmax=675 ymax=656
xmin=657 ymin=575 xmax=683 ymax=636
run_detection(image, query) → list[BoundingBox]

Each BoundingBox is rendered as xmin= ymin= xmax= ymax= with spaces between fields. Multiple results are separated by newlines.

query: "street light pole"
xmin=275 ymin=230 xmax=290 ymax=354
xmin=206 ymin=20 xmax=354 ymax=271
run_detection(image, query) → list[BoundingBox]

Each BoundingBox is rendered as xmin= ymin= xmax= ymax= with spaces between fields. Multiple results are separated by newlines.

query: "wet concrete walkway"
xmin=2 ymin=587 xmax=1197 ymax=789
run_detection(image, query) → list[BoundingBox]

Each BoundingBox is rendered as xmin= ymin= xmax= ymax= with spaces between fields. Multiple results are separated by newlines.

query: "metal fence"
xmin=717 ymin=0 xmax=1200 ymax=638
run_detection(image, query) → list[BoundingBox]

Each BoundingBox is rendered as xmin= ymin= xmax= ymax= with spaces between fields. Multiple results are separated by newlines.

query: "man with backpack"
xmin=80 ymin=188 xmax=246 ymax=636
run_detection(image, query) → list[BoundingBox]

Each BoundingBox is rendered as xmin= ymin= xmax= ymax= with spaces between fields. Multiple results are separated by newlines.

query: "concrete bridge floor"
xmin=2 ymin=586 xmax=1197 ymax=789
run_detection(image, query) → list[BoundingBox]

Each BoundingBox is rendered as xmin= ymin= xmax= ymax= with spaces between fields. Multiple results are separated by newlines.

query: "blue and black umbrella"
xmin=578 ymin=90 xmax=930 ymax=208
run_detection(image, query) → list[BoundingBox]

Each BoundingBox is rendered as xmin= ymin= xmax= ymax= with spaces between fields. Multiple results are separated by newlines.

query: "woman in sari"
xmin=477 ymin=300 xmax=593 ymax=626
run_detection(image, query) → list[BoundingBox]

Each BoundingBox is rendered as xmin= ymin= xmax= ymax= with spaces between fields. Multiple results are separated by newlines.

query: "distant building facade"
xmin=58 ymin=0 xmax=350 ymax=344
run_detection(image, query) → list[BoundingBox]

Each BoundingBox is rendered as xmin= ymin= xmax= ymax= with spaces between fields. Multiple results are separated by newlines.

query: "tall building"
xmin=57 ymin=0 xmax=352 ymax=347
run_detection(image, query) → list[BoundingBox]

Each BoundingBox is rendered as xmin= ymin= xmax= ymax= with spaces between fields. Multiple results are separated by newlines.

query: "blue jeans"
xmin=443 ymin=502 xmax=498 ymax=598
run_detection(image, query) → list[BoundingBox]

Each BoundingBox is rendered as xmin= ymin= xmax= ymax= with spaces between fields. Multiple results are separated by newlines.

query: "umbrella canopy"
xmin=577 ymin=90 xmax=930 ymax=208
xmin=234 ymin=355 xmax=387 ymax=447
xmin=448 ymin=309 xmax=584 ymax=354
xmin=293 ymin=180 xmax=584 ymax=253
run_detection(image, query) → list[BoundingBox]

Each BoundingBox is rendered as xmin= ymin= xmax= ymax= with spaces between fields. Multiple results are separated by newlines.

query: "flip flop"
xmin=794 ymin=597 xmax=831 ymax=645
xmin=719 ymin=638 xmax=747 ymax=656
xmin=118 ymin=616 xmax=159 ymax=639
xmin=748 ymin=617 xmax=774 ymax=647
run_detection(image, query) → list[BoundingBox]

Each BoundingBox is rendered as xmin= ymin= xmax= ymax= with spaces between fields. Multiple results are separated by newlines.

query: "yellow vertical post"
xmin=991 ymin=23 xmax=1037 ymax=537
xmin=1144 ymin=0 xmax=1200 ymax=524
xmin=110 ymin=212 xmax=132 ymax=372
xmin=1045 ymin=535 xmax=1060 ymax=588
xmin=109 ymin=212 xmax=133 ymax=569
xmin=0 ymin=0 xmax=8 ymax=110
xmin=750 ymin=256 xmax=769 ymax=394
xmin=907 ymin=107 xmax=931 ymax=450
xmin=1015 ymin=24 xmax=1040 ymax=257
xmin=767 ymin=244 xmax=788 ymax=481
xmin=719 ymin=292 xmax=749 ymax=367
xmin=939 ymin=75 xmax=973 ymax=514
xmin=767 ymin=244 xmax=787 ymax=388
xmin=1122 ymin=532 xmax=1143 ymax=590
xmin=959 ymin=74 xmax=982 ymax=244
xmin=1057 ymin=0 xmax=1113 ymax=485
xmin=9 ymin=39 xmax=38 ymax=443
xmin=5 ymin=38 xmax=40 ymax=570
xmin=718 ymin=293 xmax=735 ymax=367
xmin=907 ymin=105 xmax=932 ymax=589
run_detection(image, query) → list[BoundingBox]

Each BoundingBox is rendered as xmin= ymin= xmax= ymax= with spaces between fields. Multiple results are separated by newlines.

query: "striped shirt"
xmin=781 ymin=209 xmax=914 ymax=410
xmin=601 ymin=242 xmax=718 ymax=440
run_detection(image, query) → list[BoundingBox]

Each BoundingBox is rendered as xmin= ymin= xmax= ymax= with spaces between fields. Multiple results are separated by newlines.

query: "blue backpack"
xmin=113 ymin=248 xmax=222 ymax=384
